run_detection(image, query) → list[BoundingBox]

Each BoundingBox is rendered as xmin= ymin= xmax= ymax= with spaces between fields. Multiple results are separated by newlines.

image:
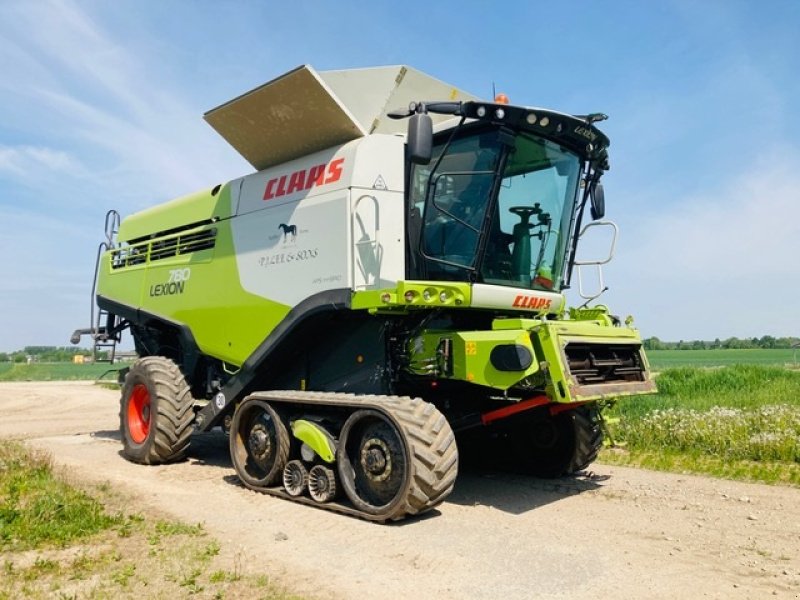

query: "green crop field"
xmin=0 ymin=362 xmax=123 ymax=382
xmin=646 ymin=348 xmax=796 ymax=369
xmin=602 ymin=365 xmax=800 ymax=485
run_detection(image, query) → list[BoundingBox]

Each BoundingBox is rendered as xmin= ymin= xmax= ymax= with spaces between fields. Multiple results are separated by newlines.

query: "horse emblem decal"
xmin=278 ymin=223 xmax=297 ymax=243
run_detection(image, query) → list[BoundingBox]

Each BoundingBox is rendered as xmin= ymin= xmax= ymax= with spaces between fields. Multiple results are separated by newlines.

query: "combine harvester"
xmin=73 ymin=65 xmax=655 ymax=521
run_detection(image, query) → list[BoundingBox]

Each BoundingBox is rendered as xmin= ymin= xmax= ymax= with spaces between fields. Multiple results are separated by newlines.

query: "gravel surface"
xmin=1 ymin=381 xmax=799 ymax=599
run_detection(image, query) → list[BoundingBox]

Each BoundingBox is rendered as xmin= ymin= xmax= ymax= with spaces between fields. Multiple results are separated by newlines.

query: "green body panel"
xmin=291 ymin=419 xmax=336 ymax=463
xmin=408 ymin=308 xmax=655 ymax=402
xmin=453 ymin=330 xmax=539 ymax=388
xmin=351 ymin=281 xmax=472 ymax=312
xmin=117 ymin=186 xmax=234 ymax=243
xmin=411 ymin=329 xmax=539 ymax=389
xmin=98 ymin=184 xmax=291 ymax=366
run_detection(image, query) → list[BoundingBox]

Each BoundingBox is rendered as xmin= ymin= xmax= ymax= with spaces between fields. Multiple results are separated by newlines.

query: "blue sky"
xmin=1 ymin=0 xmax=798 ymax=351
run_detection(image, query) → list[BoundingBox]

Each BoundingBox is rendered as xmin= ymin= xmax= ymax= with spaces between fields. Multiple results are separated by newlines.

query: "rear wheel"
xmin=120 ymin=356 xmax=194 ymax=464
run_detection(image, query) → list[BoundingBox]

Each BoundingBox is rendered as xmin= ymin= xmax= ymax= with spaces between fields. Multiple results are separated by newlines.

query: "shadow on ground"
xmin=447 ymin=461 xmax=609 ymax=516
xmin=187 ymin=430 xmax=231 ymax=468
xmin=91 ymin=429 xmax=120 ymax=441
xmin=152 ymin=428 xmax=611 ymax=519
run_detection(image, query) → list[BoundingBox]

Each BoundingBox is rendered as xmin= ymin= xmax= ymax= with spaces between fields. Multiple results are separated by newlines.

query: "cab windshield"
xmin=409 ymin=128 xmax=582 ymax=291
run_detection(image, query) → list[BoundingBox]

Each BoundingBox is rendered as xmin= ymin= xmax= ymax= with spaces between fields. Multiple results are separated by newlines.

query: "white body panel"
xmin=230 ymin=135 xmax=406 ymax=306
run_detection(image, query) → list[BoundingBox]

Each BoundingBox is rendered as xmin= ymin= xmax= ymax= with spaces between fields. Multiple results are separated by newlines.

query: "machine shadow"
xmin=175 ymin=429 xmax=607 ymax=520
xmin=186 ymin=430 xmax=232 ymax=468
xmin=91 ymin=429 xmax=121 ymax=441
xmin=446 ymin=460 xmax=609 ymax=516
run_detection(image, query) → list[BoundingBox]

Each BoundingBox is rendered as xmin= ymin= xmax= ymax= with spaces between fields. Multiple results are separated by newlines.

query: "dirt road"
xmin=2 ymin=381 xmax=799 ymax=599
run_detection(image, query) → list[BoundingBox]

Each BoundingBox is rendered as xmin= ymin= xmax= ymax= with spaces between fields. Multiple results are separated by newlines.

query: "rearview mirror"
xmin=408 ymin=112 xmax=433 ymax=165
xmin=590 ymin=182 xmax=605 ymax=220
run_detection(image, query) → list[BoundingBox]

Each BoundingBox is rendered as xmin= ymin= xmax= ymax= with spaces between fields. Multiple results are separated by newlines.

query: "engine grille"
xmin=564 ymin=343 xmax=646 ymax=385
xmin=111 ymin=228 xmax=216 ymax=269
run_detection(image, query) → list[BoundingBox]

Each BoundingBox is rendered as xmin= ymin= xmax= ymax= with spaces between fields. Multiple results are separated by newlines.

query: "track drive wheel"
xmin=507 ymin=405 xmax=603 ymax=478
xmin=337 ymin=410 xmax=410 ymax=516
xmin=230 ymin=399 xmax=290 ymax=488
xmin=120 ymin=356 xmax=194 ymax=465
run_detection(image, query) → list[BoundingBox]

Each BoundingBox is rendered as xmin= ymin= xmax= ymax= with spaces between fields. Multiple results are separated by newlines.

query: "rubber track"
xmin=566 ymin=406 xmax=603 ymax=474
xmin=124 ymin=357 xmax=194 ymax=464
xmin=239 ymin=390 xmax=459 ymax=522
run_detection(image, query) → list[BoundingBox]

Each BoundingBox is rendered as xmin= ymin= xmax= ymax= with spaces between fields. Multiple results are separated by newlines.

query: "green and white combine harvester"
xmin=73 ymin=65 xmax=656 ymax=521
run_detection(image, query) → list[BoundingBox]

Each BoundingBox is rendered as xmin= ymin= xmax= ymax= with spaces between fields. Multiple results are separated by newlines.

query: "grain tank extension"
xmin=73 ymin=65 xmax=656 ymax=521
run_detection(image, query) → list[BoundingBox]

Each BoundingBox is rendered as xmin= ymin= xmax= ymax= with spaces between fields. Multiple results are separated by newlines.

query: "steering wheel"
xmin=509 ymin=205 xmax=541 ymax=223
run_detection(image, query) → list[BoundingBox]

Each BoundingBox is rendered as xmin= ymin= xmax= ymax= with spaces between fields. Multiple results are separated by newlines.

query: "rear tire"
xmin=120 ymin=356 xmax=194 ymax=464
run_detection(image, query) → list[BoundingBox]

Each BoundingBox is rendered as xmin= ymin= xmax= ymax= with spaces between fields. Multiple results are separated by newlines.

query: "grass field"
xmin=1 ymin=348 xmax=795 ymax=380
xmin=0 ymin=362 xmax=123 ymax=382
xmin=602 ymin=365 xmax=800 ymax=485
xmin=646 ymin=348 xmax=797 ymax=369
xmin=0 ymin=439 xmax=299 ymax=599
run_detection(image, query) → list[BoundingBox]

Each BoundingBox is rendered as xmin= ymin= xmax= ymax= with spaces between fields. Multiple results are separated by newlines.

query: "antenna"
xmin=492 ymin=81 xmax=496 ymax=101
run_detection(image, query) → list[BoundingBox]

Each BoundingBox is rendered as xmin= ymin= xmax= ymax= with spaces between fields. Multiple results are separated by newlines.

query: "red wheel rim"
xmin=128 ymin=384 xmax=151 ymax=444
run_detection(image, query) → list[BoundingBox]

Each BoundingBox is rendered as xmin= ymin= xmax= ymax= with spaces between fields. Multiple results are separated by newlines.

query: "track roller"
xmin=283 ymin=460 xmax=308 ymax=497
xmin=308 ymin=465 xmax=337 ymax=503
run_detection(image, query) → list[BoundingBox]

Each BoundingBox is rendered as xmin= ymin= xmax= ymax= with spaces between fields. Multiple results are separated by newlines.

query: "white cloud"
xmin=0 ymin=0 xmax=251 ymax=349
xmin=0 ymin=0 xmax=249 ymax=210
xmin=0 ymin=206 xmax=97 ymax=350
xmin=603 ymin=145 xmax=800 ymax=339
xmin=0 ymin=145 xmax=85 ymax=178
xmin=628 ymin=146 xmax=799 ymax=278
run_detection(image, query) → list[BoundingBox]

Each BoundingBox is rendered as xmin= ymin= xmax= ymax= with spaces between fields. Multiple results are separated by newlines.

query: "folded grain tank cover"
xmin=203 ymin=65 xmax=478 ymax=172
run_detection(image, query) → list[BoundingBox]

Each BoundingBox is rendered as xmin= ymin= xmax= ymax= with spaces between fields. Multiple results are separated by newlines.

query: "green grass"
xmin=602 ymin=365 xmax=800 ymax=484
xmin=647 ymin=348 xmax=796 ymax=370
xmin=0 ymin=439 xmax=301 ymax=599
xmin=0 ymin=440 xmax=119 ymax=551
xmin=618 ymin=364 xmax=800 ymax=417
xmin=0 ymin=362 xmax=120 ymax=382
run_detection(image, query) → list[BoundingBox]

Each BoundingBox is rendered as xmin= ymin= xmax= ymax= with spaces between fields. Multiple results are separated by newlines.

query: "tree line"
xmin=3 ymin=339 xmax=797 ymax=363
xmin=0 ymin=346 xmax=111 ymax=363
xmin=643 ymin=336 xmax=799 ymax=351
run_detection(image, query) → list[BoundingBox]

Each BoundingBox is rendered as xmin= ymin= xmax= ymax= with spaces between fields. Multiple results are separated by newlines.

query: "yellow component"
xmin=291 ymin=420 xmax=336 ymax=463
xmin=452 ymin=330 xmax=539 ymax=390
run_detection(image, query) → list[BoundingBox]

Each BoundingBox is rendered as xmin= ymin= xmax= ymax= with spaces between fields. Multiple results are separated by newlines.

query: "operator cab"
xmin=403 ymin=101 xmax=609 ymax=295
